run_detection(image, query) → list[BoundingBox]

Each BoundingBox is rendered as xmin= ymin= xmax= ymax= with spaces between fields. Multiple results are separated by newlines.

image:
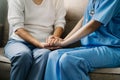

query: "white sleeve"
xmin=8 ymin=0 xmax=25 ymax=32
xmin=54 ymin=0 xmax=66 ymax=29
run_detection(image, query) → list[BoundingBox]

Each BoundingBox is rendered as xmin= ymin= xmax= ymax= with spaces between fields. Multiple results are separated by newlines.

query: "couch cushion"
xmin=0 ymin=55 xmax=11 ymax=63
xmin=90 ymin=68 xmax=120 ymax=80
xmin=64 ymin=0 xmax=88 ymax=21
xmin=0 ymin=61 xmax=10 ymax=80
xmin=0 ymin=48 xmax=11 ymax=63
xmin=0 ymin=48 xmax=10 ymax=80
xmin=62 ymin=0 xmax=88 ymax=47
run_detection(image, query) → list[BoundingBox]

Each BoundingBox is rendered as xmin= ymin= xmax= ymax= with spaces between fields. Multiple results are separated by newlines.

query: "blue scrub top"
xmin=81 ymin=0 xmax=120 ymax=47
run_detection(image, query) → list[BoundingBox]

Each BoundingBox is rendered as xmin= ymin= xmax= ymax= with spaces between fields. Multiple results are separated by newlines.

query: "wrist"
xmin=60 ymin=41 xmax=66 ymax=47
xmin=35 ymin=41 xmax=43 ymax=48
xmin=52 ymin=35 xmax=60 ymax=38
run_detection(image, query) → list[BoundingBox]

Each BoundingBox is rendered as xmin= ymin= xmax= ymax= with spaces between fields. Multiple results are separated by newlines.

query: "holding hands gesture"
xmin=45 ymin=35 xmax=64 ymax=50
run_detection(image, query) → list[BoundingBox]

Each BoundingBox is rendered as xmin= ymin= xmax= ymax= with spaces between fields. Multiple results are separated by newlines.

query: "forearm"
xmin=15 ymin=28 xmax=42 ymax=48
xmin=64 ymin=17 xmax=84 ymax=40
xmin=61 ymin=20 xmax=101 ymax=47
xmin=53 ymin=27 xmax=64 ymax=37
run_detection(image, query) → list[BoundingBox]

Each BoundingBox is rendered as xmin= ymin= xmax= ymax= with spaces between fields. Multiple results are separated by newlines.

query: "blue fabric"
xmin=81 ymin=0 xmax=120 ymax=47
xmin=45 ymin=0 xmax=120 ymax=80
xmin=4 ymin=39 xmax=51 ymax=80
xmin=45 ymin=47 xmax=120 ymax=80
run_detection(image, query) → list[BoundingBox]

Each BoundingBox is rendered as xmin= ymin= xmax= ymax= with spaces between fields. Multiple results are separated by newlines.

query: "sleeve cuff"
xmin=54 ymin=23 xmax=65 ymax=30
xmin=13 ymin=23 xmax=24 ymax=32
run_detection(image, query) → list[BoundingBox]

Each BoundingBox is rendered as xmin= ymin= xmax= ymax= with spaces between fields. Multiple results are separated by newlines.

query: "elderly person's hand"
xmin=46 ymin=35 xmax=62 ymax=46
xmin=45 ymin=35 xmax=64 ymax=50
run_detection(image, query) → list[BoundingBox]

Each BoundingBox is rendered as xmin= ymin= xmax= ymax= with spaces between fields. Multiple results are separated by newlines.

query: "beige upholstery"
xmin=0 ymin=0 xmax=10 ymax=80
xmin=62 ymin=0 xmax=88 ymax=47
xmin=64 ymin=0 xmax=88 ymax=20
xmin=0 ymin=48 xmax=10 ymax=80
xmin=63 ymin=0 xmax=88 ymax=35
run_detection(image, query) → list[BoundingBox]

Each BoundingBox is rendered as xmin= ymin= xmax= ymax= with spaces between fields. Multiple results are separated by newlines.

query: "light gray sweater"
xmin=8 ymin=0 xmax=66 ymax=42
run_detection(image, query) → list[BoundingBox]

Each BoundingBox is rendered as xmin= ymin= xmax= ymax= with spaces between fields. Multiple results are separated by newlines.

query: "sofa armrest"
xmin=0 ymin=48 xmax=11 ymax=80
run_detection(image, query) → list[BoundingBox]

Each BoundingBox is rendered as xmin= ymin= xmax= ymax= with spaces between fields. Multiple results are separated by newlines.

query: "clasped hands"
xmin=41 ymin=35 xmax=63 ymax=50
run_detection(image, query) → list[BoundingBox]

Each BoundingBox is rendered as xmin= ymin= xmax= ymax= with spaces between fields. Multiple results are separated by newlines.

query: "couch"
xmin=0 ymin=0 xmax=120 ymax=80
xmin=0 ymin=0 xmax=11 ymax=80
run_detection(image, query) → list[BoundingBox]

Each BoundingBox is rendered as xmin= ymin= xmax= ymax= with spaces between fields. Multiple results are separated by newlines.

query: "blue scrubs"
xmin=45 ymin=0 xmax=120 ymax=80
